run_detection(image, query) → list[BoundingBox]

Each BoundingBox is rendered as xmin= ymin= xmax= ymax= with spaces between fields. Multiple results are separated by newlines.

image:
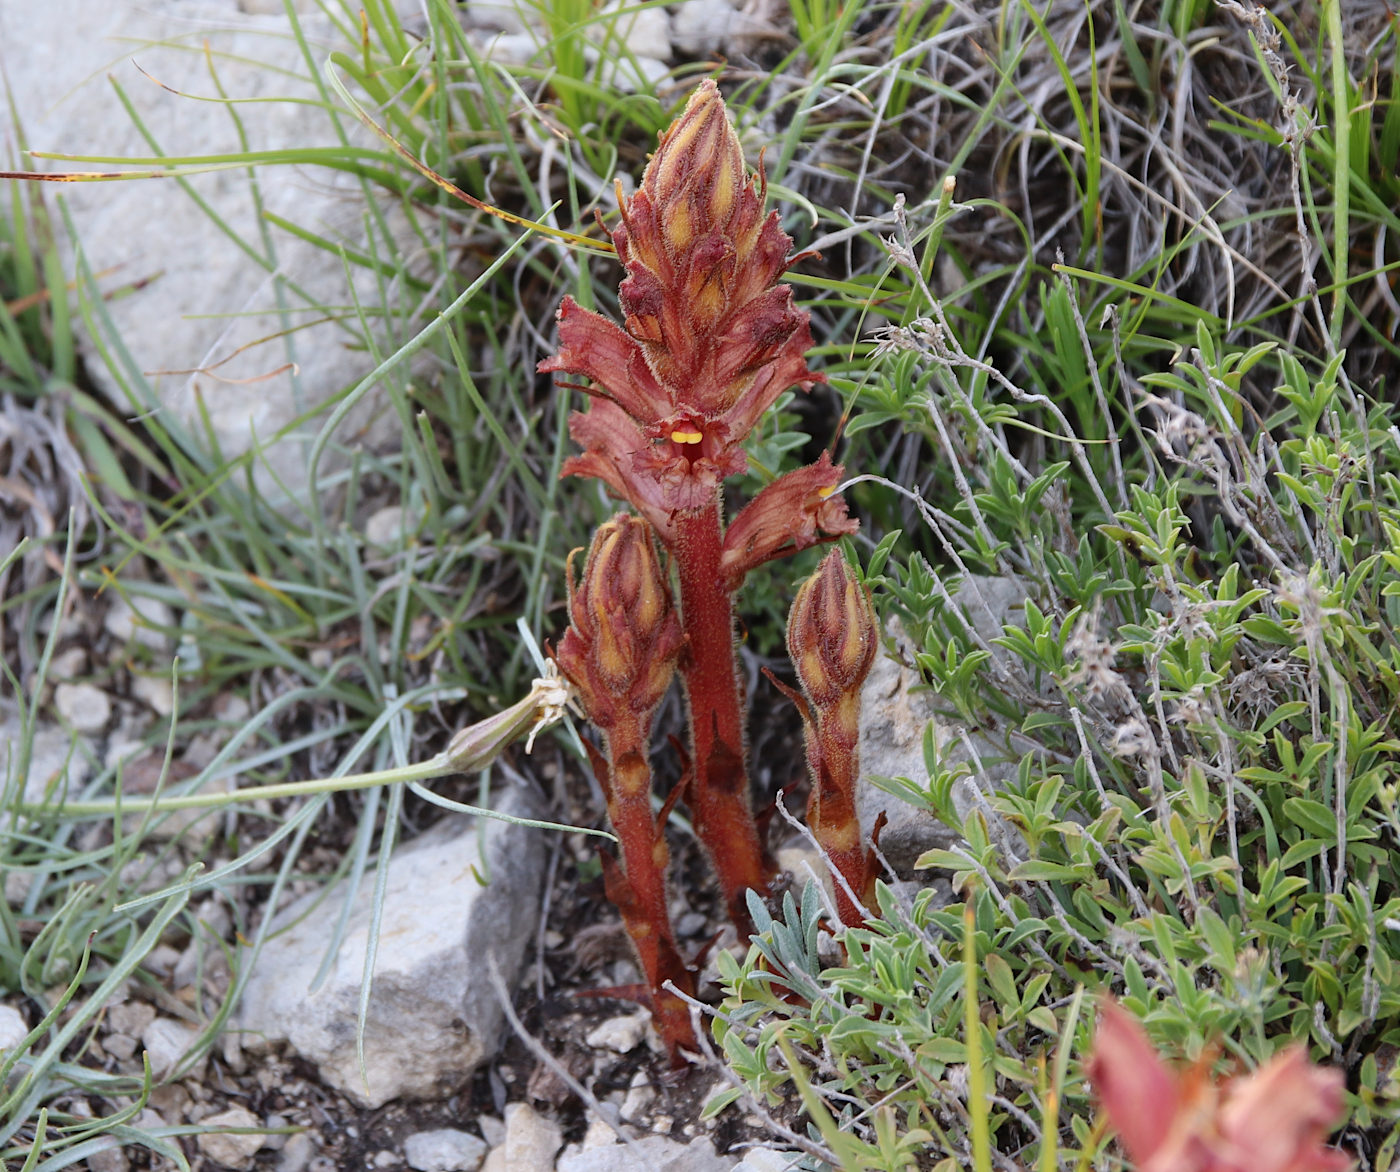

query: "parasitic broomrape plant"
xmin=542 ymin=80 xmax=856 ymax=932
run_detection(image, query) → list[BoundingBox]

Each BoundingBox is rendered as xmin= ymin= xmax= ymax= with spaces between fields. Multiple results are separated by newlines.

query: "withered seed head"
xmin=556 ymin=514 xmax=682 ymax=725
xmin=788 ymin=549 xmax=878 ymax=710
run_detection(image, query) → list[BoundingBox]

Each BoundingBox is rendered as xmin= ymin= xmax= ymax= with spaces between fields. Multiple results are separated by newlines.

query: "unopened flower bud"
xmin=643 ymin=80 xmax=745 ymax=244
xmin=557 ymin=514 xmax=682 ymax=725
xmin=787 ymin=549 xmax=877 ymax=711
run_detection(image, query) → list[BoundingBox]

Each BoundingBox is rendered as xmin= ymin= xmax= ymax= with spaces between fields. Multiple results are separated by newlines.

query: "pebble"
xmin=0 ymin=1006 xmax=29 ymax=1053
xmin=676 ymin=911 xmax=708 ymax=938
xmin=365 ymin=505 xmax=411 ymax=547
xmin=499 ymin=1103 xmax=562 ymax=1171
xmin=733 ymin=1150 xmax=804 ymax=1172
xmin=131 ymin=674 xmax=175 ymax=716
xmin=102 ymin=1033 xmax=139 ymax=1060
xmin=47 ymin=647 xmax=89 ymax=680
xmin=86 ymin=1141 xmax=128 ymax=1172
xmin=104 ymin=594 xmax=175 ymax=651
xmin=108 ymin=1000 xmax=157 ymax=1038
xmin=195 ymin=1106 xmax=265 ymax=1167
xmin=404 ymin=1128 xmax=487 ymax=1171
xmin=585 ymin=1011 xmax=650 ymax=1054
xmin=140 ymin=1016 xmax=200 ymax=1079
xmin=277 ymin=1131 xmax=317 ymax=1172
xmin=53 ymin=682 xmax=112 ymax=732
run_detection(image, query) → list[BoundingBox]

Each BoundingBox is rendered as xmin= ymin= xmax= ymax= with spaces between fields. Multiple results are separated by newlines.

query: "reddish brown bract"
xmin=1089 ymin=999 xmax=1351 ymax=1172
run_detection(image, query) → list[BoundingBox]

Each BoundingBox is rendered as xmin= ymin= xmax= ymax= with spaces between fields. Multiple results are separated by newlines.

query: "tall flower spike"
xmin=1088 ymin=999 xmax=1351 ymax=1172
xmin=542 ymin=79 xmax=859 ymax=932
xmin=787 ymin=549 xmax=880 ymax=928
xmin=553 ymin=516 xmax=697 ymax=1058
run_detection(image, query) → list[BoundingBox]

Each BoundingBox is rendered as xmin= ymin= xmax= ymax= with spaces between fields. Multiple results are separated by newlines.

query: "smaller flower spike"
xmin=555 ymin=514 xmax=683 ymax=729
xmin=786 ymin=549 xmax=880 ymax=928
xmin=1088 ymin=998 xmax=1351 ymax=1172
xmin=553 ymin=516 xmax=697 ymax=1058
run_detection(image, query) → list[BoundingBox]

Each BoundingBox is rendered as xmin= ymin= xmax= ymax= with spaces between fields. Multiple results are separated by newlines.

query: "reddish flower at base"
xmin=1088 ymin=999 xmax=1351 ymax=1172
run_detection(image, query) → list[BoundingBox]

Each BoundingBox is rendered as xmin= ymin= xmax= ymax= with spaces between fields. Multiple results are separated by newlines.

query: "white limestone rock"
xmin=0 ymin=1 xmax=418 ymax=504
xmin=557 ymin=1134 xmax=735 ymax=1172
xmin=237 ymin=793 xmax=547 ymax=1107
xmin=404 ymin=1128 xmax=488 ymax=1172
xmin=858 ymin=578 xmax=1024 ymax=877
xmin=53 ymin=683 xmax=113 ymax=734
xmin=196 ymin=1106 xmax=266 ymax=1168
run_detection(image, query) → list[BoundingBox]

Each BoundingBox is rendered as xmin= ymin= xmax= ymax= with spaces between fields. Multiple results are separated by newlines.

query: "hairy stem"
xmin=599 ymin=711 xmax=696 ymax=1056
xmin=674 ymin=501 xmax=771 ymax=928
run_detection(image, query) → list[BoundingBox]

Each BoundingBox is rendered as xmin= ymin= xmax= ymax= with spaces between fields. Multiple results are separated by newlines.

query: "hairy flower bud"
xmin=787 ymin=549 xmax=878 ymax=712
xmin=556 ymin=514 xmax=682 ymax=727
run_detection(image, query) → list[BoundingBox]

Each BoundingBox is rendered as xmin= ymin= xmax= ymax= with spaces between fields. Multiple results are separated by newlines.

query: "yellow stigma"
xmin=671 ymin=428 xmax=703 ymax=444
xmin=817 ymin=485 xmax=836 ymax=498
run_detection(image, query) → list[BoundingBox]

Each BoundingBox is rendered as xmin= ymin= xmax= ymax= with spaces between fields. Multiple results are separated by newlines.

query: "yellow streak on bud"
xmin=671 ymin=428 xmax=703 ymax=444
xmin=665 ymin=201 xmax=693 ymax=252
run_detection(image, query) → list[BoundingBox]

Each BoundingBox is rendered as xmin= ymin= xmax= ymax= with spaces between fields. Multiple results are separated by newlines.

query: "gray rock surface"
xmin=858 ymin=577 xmax=1024 ymax=876
xmin=557 ymin=1134 xmax=735 ymax=1172
xmin=0 ymin=1 xmax=414 ymax=503
xmin=404 ymin=1127 xmax=488 ymax=1172
xmin=237 ymin=793 xmax=547 ymax=1107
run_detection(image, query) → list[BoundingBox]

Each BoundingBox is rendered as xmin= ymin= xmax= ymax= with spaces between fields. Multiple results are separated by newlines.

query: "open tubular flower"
xmin=1089 ymin=999 xmax=1351 ymax=1172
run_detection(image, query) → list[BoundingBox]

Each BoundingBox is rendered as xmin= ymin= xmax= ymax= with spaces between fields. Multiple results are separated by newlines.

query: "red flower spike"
xmin=787 ymin=550 xmax=879 ymax=928
xmin=554 ymin=514 xmax=683 ymax=727
xmin=553 ymin=517 xmax=697 ymax=1059
xmin=1088 ymin=999 xmax=1352 ymax=1172
xmin=544 ymin=79 xmax=859 ymax=937
xmin=541 ymin=78 xmax=827 ymax=517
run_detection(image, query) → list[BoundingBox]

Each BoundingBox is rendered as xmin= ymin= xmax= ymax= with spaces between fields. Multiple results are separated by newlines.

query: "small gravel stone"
xmin=104 ymin=593 xmax=175 ymax=650
xmin=141 ymin=1017 xmax=199 ymax=1079
xmin=53 ymin=682 xmax=112 ymax=732
xmin=277 ymin=1131 xmax=317 ymax=1172
xmin=195 ymin=1106 xmax=265 ymax=1168
xmin=404 ymin=1128 xmax=487 ymax=1171
xmin=585 ymin=1011 xmax=650 ymax=1054
xmin=0 ymin=1006 xmax=29 ymax=1053
xmin=102 ymin=1033 xmax=139 ymax=1060
xmin=108 ymin=1000 xmax=157 ymax=1038
xmin=500 ymin=1103 xmax=562 ymax=1171
xmin=365 ymin=505 xmax=411 ymax=547
xmin=131 ymin=674 xmax=175 ymax=716
xmin=86 ymin=1141 xmax=128 ymax=1172
xmin=477 ymin=1116 xmax=505 ymax=1148
xmin=732 ymin=1151 xmax=803 ymax=1172
xmin=47 ymin=647 xmax=89 ymax=680
xmin=676 ymin=911 xmax=708 ymax=937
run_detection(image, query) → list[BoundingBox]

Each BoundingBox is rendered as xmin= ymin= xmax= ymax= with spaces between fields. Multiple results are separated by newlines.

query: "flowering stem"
xmin=598 ymin=711 xmax=697 ymax=1056
xmin=675 ymin=501 xmax=770 ymax=929
xmin=804 ymin=694 xmax=870 ymax=928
